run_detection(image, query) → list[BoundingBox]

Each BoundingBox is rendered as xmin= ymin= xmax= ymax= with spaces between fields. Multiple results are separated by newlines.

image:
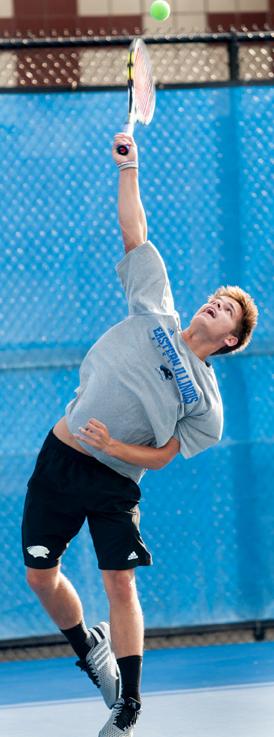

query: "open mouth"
xmin=203 ymin=306 xmax=216 ymax=318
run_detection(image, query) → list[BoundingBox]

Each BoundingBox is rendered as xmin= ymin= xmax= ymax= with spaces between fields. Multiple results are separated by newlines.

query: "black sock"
xmin=117 ymin=655 xmax=142 ymax=703
xmin=61 ymin=620 xmax=97 ymax=660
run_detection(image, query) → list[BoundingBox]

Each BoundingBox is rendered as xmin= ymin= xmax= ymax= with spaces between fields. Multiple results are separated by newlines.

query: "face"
xmin=191 ymin=295 xmax=243 ymax=350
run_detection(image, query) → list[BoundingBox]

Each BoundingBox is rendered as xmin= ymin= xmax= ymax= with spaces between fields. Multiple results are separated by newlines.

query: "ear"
xmin=223 ymin=334 xmax=239 ymax=349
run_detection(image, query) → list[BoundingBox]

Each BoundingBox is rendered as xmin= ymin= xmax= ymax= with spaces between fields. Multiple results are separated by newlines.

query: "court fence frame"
xmin=0 ymin=32 xmax=273 ymax=652
xmin=1 ymin=619 xmax=274 ymax=659
xmin=0 ymin=30 xmax=273 ymax=91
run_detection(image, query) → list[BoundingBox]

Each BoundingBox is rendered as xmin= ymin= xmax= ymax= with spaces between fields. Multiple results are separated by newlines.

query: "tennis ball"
xmin=150 ymin=0 xmax=170 ymax=22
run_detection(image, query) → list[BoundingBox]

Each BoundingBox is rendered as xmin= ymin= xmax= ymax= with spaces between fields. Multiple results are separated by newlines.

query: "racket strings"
xmin=134 ymin=46 xmax=155 ymax=125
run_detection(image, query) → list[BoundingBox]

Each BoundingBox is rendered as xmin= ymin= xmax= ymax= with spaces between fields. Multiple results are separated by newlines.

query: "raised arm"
xmin=112 ymin=133 xmax=147 ymax=253
xmin=74 ymin=418 xmax=180 ymax=470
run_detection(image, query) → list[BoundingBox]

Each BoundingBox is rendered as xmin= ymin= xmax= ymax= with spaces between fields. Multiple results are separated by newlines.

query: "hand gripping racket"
xmin=117 ymin=38 xmax=156 ymax=156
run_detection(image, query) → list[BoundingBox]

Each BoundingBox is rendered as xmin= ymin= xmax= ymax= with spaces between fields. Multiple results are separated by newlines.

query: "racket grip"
xmin=117 ymin=144 xmax=130 ymax=156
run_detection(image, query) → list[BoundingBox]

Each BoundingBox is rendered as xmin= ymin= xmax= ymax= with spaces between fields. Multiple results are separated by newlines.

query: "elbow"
xmin=146 ymin=458 xmax=162 ymax=471
xmin=120 ymin=223 xmax=147 ymax=253
xmin=154 ymin=455 xmax=171 ymax=471
xmin=150 ymin=438 xmax=180 ymax=471
xmin=146 ymin=455 xmax=163 ymax=471
xmin=157 ymin=445 xmax=180 ymax=470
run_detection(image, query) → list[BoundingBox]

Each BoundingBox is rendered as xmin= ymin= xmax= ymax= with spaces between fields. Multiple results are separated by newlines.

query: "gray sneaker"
xmin=98 ymin=697 xmax=141 ymax=737
xmin=76 ymin=621 xmax=121 ymax=708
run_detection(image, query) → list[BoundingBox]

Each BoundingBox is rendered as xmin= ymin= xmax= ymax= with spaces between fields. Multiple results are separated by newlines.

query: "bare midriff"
xmin=53 ymin=416 xmax=91 ymax=456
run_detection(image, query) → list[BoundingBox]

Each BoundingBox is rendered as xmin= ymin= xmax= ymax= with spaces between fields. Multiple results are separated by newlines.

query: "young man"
xmin=22 ymin=133 xmax=258 ymax=737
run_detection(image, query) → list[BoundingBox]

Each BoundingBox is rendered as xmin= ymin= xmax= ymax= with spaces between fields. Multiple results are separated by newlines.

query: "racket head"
xmin=127 ymin=38 xmax=156 ymax=127
xmin=117 ymin=38 xmax=155 ymax=156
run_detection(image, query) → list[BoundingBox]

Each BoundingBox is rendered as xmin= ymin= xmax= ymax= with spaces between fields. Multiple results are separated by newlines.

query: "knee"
xmin=26 ymin=566 xmax=59 ymax=594
xmin=103 ymin=570 xmax=136 ymax=605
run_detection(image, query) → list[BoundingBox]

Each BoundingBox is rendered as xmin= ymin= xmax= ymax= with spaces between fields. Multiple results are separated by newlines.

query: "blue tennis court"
xmin=1 ymin=642 xmax=274 ymax=736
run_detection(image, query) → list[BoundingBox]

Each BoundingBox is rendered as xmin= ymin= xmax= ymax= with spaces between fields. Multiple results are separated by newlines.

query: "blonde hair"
xmin=208 ymin=285 xmax=258 ymax=356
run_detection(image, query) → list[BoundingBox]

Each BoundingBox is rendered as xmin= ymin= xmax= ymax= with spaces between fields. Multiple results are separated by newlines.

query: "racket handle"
xmin=117 ymin=121 xmax=134 ymax=155
xmin=117 ymin=143 xmax=130 ymax=156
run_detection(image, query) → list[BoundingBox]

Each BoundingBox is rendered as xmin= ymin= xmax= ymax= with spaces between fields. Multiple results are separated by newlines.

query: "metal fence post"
xmin=228 ymin=31 xmax=240 ymax=81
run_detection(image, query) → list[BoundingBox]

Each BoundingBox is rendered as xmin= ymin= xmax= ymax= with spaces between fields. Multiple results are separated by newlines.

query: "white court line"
xmin=1 ymin=681 xmax=274 ymax=710
xmin=1 ymin=685 xmax=274 ymax=737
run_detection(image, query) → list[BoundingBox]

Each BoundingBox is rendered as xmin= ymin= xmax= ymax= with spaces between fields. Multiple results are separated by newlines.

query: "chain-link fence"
xmin=0 ymin=34 xmax=273 ymax=655
xmin=1 ymin=620 xmax=274 ymax=662
xmin=0 ymin=32 xmax=273 ymax=89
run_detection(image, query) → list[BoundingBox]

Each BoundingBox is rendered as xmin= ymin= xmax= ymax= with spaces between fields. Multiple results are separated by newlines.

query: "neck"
xmin=181 ymin=327 xmax=217 ymax=362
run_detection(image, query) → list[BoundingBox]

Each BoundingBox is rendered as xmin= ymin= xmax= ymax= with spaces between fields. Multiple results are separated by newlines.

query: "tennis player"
xmin=22 ymin=132 xmax=258 ymax=737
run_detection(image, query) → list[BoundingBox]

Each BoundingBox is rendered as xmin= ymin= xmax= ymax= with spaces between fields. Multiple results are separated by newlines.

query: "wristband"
xmin=118 ymin=162 xmax=138 ymax=171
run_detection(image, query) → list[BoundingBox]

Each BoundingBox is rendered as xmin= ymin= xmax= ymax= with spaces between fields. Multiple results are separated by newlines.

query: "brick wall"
xmin=0 ymin=0 xmax=272 ymax=37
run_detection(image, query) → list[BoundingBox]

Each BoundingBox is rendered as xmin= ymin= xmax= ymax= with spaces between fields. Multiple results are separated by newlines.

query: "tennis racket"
xmin=117 ymin=38 xmax=156 ymax=156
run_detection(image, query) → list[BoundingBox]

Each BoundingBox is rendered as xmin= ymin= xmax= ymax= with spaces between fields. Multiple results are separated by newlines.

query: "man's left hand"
xmin=74 ymin=418 xmax=113 ymax=453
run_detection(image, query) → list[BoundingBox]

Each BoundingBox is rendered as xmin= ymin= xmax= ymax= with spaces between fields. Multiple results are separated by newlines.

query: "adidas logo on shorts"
xmin=127 ymin=551 xmax=138 ymax=561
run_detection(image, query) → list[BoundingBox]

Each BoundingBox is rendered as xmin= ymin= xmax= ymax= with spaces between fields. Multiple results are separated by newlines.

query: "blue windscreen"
xmin=0 ymin=85 xmax=273 ymax=638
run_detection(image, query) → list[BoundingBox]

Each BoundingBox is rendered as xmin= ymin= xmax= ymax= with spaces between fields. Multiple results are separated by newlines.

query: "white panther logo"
xmin=27 ymin=545 xmax=50 ymax=559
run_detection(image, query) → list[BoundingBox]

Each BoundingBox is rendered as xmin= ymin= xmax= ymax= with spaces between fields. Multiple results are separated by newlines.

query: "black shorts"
xmin=22 ymin=429 xmax=152 ymax=571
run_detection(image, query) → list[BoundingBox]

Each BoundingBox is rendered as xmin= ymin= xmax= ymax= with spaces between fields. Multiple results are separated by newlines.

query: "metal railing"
xmin=0 ymin=31 xmax=273 ymax=90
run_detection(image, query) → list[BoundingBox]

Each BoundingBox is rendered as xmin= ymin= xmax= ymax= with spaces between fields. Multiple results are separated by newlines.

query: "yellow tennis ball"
xmin=150 ymin=0 xmax=170 ymax=21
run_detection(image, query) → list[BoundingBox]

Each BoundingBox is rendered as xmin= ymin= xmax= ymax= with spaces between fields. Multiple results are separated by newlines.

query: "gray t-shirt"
xmin=66 ymin=241 xmax=223 ymax=483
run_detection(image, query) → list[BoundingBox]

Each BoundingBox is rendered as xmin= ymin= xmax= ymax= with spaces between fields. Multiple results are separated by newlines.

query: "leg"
xmin=26 ymin=565 xmax=84 ymax=629
xmin=26 ymin=565 xmax=95 ymax=659
xmin=102 ymin=569 xmax=144 ymax=658
xmin=97 ymin=569 xmax=143 ymax=737
xmin=23 ymin=433 xmax=120 ymax=709
xmin=26 ymin=564 xmax=120 ymax=707
xmin=103 ymin=569 xmax=143 ymax=705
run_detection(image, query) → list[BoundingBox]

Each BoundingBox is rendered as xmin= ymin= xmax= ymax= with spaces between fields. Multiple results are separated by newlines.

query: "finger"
xmin=114 ymin=133 xmax=134 ymax=142
xmin=74 ymin=433 xmax=98 ymax=447
xmin=88 ymin=418 xmax=106 ymax=429
xmin=78 ymin=426 xmax=97 ymax=436
xmin=76 ymin=427 xmax=100 ymax=441
xmin=113 ymin=136 xmax=134 ymax=147
xmin=86 ymin=425 xmax=103 ymax=437
xmin=73 ymin=432 xmax=91 ymax=441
